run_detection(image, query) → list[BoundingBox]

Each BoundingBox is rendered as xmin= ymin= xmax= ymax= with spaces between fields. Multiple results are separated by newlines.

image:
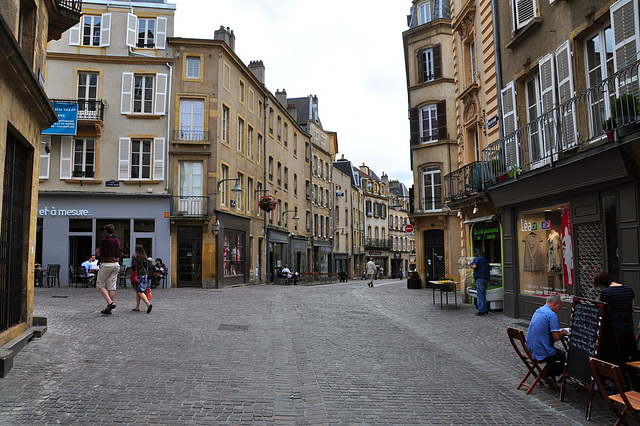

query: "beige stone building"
xmin=402 ymin=0 xmax=462 ymax=287
xmin=287 ymin=95 xmax=334 ymax=273
xmin=357 ymin=164 xmax=391 ymax=277
xmin=41 ymin=0 xmax=175 ymax=284
xmin=0 ymin=0 xmax=80 ymax=370
xmin=444 ymin=0 xmax=502 ymax=293
xmin=333 ymin=156 xmax=365 ymax=278
xmin=387 ymin=179 xmax=414 ymax=278
xmin=332 ymin=158 xmax=352 ymax=276
xmin=168 ymin=30 xmax=311 ymax=287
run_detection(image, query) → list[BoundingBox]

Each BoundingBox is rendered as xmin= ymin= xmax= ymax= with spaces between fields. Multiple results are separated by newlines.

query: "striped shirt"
xmin=600 ymin=284 xmax=635 ymax=335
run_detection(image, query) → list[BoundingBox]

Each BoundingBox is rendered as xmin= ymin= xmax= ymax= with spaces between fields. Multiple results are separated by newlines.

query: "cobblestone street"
xmin=0 ymin=280 xmax=617 ymax=424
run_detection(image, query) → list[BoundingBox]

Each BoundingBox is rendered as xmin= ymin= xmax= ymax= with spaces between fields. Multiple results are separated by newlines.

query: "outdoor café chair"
xmin=42 ymin=264 xmax=61 ymax=288
xmin=590 ymin=357 xmax=640 ymax=425
xmin=507 ymin=327 xmax=557 ymax=394
xmin=68 ymin=265 xmax=79 ymax=287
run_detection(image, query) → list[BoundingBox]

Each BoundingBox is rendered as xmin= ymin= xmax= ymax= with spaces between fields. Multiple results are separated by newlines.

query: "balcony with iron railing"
xmin=364 ymin=238 xmax=392 ymax=249
xmin=49 ymin=99 xmax=105 ymax=122
xmin=48 ymin=0 xmax=82 ymax=41
xmin=172 ymin=129 xmax=210 ymax=143
xmin=169 ymin=196 xmax=210 ymax=218
xmin=444 ymin=58 xmax=640 ymax=202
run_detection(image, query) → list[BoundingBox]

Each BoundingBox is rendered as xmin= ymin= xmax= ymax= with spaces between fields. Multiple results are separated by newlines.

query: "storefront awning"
xmin=463 ymin=215 xmax=496 ymax=225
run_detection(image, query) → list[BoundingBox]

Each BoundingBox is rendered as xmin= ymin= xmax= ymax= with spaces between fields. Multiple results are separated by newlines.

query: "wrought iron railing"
xmin=56 ymin=0 xmax=82 ymax=13
xmin=444 ymin=161 xmax=485 ymax=203
xmin=364 ymin=238 xmax=392 ymax=249
xmin=49 ymin=99 xmax=104 ymax=121
xmin=172 ymin=130 xmax=210 ymax=142
xmin=169 ymin=196 xmax=210 ymax=217
xmin=444 ymin=58 xmax=640 ymax=201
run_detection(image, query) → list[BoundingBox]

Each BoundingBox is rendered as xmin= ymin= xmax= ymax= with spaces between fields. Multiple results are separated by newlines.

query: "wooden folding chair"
xmin=590 ymin=357 xmax=640 ymax=426
xmin=507 ymin=327 xmax=557 ymax=394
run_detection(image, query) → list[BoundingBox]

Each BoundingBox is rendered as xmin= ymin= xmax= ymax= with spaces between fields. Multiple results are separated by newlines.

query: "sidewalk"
xmin=0 ymin=279 xmax=618 ymax=424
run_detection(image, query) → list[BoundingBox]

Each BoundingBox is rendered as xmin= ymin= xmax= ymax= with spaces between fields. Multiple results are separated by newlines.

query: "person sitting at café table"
xmin=153 ymin=258 xmax=166 ymax=287
xmin=81 ymin=255 xmax=97 ymax=277
xmin=594 ymin=271 xmax=640 ymax=390
xmin=526 ymin=294 xmax=570 ymax=379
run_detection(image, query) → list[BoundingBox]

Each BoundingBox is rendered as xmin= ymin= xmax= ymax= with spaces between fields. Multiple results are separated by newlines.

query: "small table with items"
xmin=429 ymin=280 xmax=458 ymax=309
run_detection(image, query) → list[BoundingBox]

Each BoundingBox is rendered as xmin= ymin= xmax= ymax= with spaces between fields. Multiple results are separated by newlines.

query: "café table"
xmin=429 ymin=280 xmax=458 ymax=310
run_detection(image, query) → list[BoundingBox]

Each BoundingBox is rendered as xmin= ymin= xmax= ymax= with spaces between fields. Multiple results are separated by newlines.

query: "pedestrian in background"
xmin=471 ymin=248 xmax=490 ymax=316
xmin=365 ymin=258 xmax=376 ymax=288
xmin=95 ymin=224 xmax=120 ymax=315
xmin=131 ymin=245 xmax=153 ymax=313
xmin=399 ymin=267 xmax=403 ymax=280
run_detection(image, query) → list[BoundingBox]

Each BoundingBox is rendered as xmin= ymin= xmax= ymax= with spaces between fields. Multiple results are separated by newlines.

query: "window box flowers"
xmin=258 ymin=195 xmax=278 ymax=212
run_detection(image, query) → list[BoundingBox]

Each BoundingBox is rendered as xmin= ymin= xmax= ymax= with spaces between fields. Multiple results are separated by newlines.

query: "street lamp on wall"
xmin=212 ymin=220 xmax=220 ymax=235
xmin=217 ymin=178 xmax=243 ymax=193
xmin=282 ymin=207 xmax=299 ymax=221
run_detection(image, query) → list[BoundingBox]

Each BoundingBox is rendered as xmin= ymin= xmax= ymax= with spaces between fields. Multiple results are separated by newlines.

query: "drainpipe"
xmin=491 ymin=0 xmax=504 ymax=140
xmin=165 ymin=62 xmax=172 ymax=190
xmin=263 ymin=96 xmax=269 ymax=283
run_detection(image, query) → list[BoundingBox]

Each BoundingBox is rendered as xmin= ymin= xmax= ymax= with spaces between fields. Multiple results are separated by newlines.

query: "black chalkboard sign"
xmin=564 ymin=297 xmax=605 ymax=387
xmin=560 ymin=297 xmax=620 ymax=419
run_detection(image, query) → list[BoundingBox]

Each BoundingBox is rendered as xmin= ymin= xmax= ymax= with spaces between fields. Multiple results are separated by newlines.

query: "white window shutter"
xmin=153 ymin=137 xmax=165 ymax=180
xmin=121 ymin=72 xmax=134 ymax=114
xmin=100 ymin=13 xmax=111 ymax=47
xmin=501 ymin=81 xmax=519 ymax=168
xmin=69 ymin=22 xmax=80 ymax=46
xmin=514 ymin=0 xmax=536 ymax=30
xmin=40 ymin=135 xmax=50 ymax=179
xmin=156 ymin=17 xmax=167 ymax=50
xmin=118 ymin=138 xmax=130 ymax=180
xmin=59 ymin=136 xmax=73 ymax=179
xmin=126 ymin=13 xmax=137 ymax=48
xmin=610 ymin=0 xmax=640 ymax=72
xmin=538 ymin=54 xmax=557 ymax=155
xmin=539 ymin=54 xmax=556 ymax=113
xmin=555 ymin=40 xmax=577 ymax=149
xmin=154 ymin=73 xmax=168 ymax=115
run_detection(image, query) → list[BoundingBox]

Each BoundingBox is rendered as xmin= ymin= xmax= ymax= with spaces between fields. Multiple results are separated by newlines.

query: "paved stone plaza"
xmin=0 ymin=280 xmax=619 ymax=424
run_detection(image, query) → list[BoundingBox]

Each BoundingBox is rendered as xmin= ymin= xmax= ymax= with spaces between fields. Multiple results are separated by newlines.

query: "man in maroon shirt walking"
xmin=95 ymin=224 xmax=121 ymax=315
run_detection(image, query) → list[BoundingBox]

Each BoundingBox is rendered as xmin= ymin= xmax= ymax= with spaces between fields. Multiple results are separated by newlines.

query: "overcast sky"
xmin=172 ymin=0 xmax=412 ymax=187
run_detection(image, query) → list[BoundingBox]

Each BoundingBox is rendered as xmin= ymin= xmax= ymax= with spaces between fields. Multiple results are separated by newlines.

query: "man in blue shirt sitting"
xmin=526 ymin=294 xmax=570 ymax=378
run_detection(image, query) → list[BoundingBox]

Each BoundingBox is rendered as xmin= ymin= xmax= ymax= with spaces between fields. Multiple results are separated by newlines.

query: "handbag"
xmin=131 ymin=256 xmax=139 ymax=285
xmin=146 ymin=286 xmax=152 ymax=300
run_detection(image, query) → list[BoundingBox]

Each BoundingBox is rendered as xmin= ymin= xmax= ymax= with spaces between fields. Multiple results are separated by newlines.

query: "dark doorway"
xmin=423 ymin=230 xmax=445 ymax=282
xmin=177 ymin=226 xmax=202 ymax=287
xmin=69 ymin=235 xmax=93 ymax=267
xmin=0 ymin=131 xmax=29 ymax=332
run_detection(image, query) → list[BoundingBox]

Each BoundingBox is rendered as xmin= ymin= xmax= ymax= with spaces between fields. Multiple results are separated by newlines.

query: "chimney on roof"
xmin=287 ymin=102 xmax=297 ymax=121
xmin=275 ymin=88 xmax=287 ymax=108
xmin=360 ymin=163 xmax=370 ymax=176
xmin=248 ymin=60 xmax=265 ymax=84
xmin=381 ymin=172 xmax=389 ymax=186
xmin=312 ymin=95 xmax=319 ymax=122
xmin=214 ymin=26 xmax=235 ymax=51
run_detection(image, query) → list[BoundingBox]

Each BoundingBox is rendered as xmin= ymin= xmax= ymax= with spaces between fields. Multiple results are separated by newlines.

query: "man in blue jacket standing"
xmin=471 ymin=248 xmax=490 ymax=316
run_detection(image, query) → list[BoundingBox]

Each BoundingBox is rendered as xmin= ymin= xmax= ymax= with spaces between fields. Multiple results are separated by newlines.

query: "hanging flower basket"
xmin=258 ymin=195 xmax=278 ymax=212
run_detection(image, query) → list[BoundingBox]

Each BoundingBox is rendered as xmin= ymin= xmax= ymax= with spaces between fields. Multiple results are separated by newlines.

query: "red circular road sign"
xmin=404 ymin=225 xmax=414 ymax=233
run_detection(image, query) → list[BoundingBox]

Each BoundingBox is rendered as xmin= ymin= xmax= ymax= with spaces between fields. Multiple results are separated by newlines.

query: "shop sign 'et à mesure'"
xmin=38 ymin=206 xmax=90 ymax=217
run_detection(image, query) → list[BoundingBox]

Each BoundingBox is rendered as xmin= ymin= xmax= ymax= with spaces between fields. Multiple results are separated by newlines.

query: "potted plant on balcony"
xmin=258 ymin=195 xmax=278 ymax=212
xmin=602 ymin=117 xmax=615 ymax=141
xmin=506 ymin=164 xmax=521 ymax=179
xmin=609 ymin=93 xmax=639 ymax=138
xmin=488 ymin=158 xmax=507 ymax=183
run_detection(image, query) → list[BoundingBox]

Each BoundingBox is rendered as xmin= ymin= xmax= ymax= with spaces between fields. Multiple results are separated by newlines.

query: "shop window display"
xmin=518 ymin=203 xmax=575 ymax=298
xmin=223 ymin=231 xmax=244 ymax=277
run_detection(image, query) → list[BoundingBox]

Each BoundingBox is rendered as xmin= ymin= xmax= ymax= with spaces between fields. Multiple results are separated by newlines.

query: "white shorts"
xmin=96 ymin=262 xmax=120 ymax=291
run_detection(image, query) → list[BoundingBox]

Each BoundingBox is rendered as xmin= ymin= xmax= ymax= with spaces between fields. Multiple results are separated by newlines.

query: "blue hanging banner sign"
xmin=43 ymin=102 xmax=78 ymax=135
